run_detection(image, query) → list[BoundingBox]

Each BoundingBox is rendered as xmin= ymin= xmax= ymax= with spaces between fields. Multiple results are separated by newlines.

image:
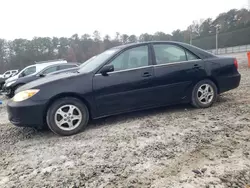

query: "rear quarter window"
xmin=42 ymin=66 xmax=58 ymax=75
xmin=186 ymin=51 xmax=200 ymax=61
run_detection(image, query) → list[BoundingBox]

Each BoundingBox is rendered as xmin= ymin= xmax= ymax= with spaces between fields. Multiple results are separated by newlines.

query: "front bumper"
xmin=1 ymin=84 xmax=11 ymax=94
xmin=7 ymin=99 xmax=47 ymax=128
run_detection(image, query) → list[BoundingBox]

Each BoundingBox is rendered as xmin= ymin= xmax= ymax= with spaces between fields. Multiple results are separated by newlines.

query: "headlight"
xmin=13 ymin=89 xmax=40 ymax=102
xmin=5 ymin=80 xmax=16 ymax=87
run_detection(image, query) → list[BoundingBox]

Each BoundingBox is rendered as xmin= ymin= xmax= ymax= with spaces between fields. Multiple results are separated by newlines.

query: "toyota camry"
xmin=7 ymin=41 xmax=241 ymax=136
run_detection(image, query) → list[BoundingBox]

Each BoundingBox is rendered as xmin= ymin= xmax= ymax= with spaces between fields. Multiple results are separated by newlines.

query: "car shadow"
xmin=216 ymin=94 xmax=232 ymax=103
xmin=86 ymin=94 xmax=232 ymax=130
xmin=87 ymin=103 xmax=194 ymax=129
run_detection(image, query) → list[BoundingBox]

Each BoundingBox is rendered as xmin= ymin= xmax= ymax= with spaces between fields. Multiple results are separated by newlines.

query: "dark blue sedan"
xmin=7 ymin=41 xmax=241 ymax=136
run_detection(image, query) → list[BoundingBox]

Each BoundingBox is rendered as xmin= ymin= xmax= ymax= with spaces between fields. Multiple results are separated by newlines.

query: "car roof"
xmin=36 ymin=61 xmax=65 ymax=68
xmin=43 ymin=62 xmax=78 ymax=67
xmin=14 ymin=61 xmax=68 ymax=77
xmin=112 ymin=41 xmax=190 ymax=47
xmin=37 ymin=62 xmax=78 ymax=73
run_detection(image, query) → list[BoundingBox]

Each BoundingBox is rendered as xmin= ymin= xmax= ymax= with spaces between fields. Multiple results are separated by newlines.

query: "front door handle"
xmin=142 ymin=72 xmax=152 ymax=77
xmin=193 ymin=64 xmax=201 ymax=69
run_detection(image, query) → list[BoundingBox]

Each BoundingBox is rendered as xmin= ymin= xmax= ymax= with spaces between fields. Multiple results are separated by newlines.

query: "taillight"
xmin=234 ymin=59 xmax=238 ymax=70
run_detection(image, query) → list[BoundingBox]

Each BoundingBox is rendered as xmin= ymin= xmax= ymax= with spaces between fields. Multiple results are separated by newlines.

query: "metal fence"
xmin=207 ymin=44 xmax=250 ymax=55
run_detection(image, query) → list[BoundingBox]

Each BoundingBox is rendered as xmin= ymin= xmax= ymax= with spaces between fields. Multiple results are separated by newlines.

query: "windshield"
xmin=79 ymin=56 xmax=96 ymax=68
xmin=78 ymin=49 xmax=119 ymax=73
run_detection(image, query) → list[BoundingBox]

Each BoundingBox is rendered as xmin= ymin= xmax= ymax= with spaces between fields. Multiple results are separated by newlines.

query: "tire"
xmin=191 ymin=79 xmax=218 ymax=108
xmin=46 ymin=97 xmax=89 ymax=136
xmin=0 ymin=82 xmax=4 ymax=91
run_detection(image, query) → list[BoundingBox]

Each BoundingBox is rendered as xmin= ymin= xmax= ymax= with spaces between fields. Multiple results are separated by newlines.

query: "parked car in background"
xmin=0 ymin=70 xmax=19 ymax=91
xmin=7 ymin=41 xmax=241 ymax=136
xmin=5 ymin=60 xmax=67 ymax=85
xmin=0 ymin=70 xmax=19 ymax=79
xmin=47 ymin=57 xmax=96 ymax=76
xmin=0 ymin=77 xmax=6 ymax=91
xmin=3 ymin=60 xmax=68 ymax=97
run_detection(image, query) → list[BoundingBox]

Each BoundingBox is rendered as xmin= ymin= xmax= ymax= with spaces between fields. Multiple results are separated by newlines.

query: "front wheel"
xmin=46 ymin=97 xmax=89 ymax=136
xmin=191 ymin=79 xmax=218 ymax=108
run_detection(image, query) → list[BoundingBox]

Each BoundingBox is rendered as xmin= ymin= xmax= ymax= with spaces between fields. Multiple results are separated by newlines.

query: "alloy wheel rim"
xmin=54 ymin=105 xmax=82 ymax=131
xmin=197 ymin=84 xmax=214 ymax=105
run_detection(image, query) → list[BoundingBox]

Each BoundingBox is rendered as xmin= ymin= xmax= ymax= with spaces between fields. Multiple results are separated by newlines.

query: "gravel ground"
xmin=1 ymin=67 xmax=250 ymax=188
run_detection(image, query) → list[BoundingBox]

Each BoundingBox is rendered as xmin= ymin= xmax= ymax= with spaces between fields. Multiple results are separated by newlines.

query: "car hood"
xmin=47 ymin=67 xmax=79 ymax=76
xmin=17 ymin=72 xmax=80 ymax=92
xmin=5 ymin=75 xmax=18 ymax=83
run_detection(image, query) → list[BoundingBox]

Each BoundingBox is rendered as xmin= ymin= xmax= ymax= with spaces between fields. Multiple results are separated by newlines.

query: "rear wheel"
xmin=46 ymin=97 xmax=89 ymax=136
xmin=191 ymin=79 xmax=217 ymax=108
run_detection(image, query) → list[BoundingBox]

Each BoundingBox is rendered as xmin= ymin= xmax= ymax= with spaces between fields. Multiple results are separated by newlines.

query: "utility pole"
xmin=216 ymin=25 xmax=220 ymax=55
xmin=190 ymin=33 xmax=192 ymax=45
xmin=248 ymin=0 xmax=250 ymax=10
xmin=190 ymin=29 xmax=193 ymax=45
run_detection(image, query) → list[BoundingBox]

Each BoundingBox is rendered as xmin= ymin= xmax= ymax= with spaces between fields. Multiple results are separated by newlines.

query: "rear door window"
xmin=153 ymin=44 xmax=199 ymax=65
xmin=22 ymin=66 xmax=36 ymax=77
xmin=153 ymin=44 xmax=187 ymax=65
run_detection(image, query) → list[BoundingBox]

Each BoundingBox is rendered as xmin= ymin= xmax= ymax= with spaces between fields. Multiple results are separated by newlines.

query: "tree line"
xmin=1 ymin=8 xmax=250 ymax=72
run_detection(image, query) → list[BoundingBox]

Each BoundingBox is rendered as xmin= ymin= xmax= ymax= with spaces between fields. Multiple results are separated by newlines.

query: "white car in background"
xmin=5 ymin=60 xmax=67 ymax=86
xmin=0 ymin=70 xmax=19 ymax=79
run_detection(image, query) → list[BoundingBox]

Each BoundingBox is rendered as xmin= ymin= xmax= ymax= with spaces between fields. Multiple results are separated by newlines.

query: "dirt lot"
xmin=0 ymin=67 xmax=250 ymax=188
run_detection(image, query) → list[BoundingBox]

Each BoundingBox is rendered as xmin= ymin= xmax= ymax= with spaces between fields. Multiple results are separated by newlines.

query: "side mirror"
xmin=100 ymin=64 xmax=114 ymax=75
xmin=39 ymin=74 xmax=45 ymax=77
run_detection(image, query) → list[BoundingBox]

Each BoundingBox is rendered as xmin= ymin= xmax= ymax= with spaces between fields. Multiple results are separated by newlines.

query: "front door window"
xmin=108 ymin=45 xmax=149 ymax=71
xmin=21 ymin=66 xmax=36 ymax=77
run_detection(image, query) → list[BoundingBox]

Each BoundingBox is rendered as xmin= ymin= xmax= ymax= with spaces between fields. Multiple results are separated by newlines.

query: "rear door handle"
xmin=142 ymin=72 xmax=152 ymax=77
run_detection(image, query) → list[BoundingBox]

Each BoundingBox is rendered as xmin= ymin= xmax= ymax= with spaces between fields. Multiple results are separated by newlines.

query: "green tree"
xmin=139 ymin=33 xmax=153 ymax=42
xmin=153 ymin=32 xmax=171 ymax=41
xmin=128 ymin=35 xmax=137 ymax=43
xmin=121 ymin=34 xmax=129 ymax=44
xmin=1 ymin=8 xmax=250 ymax=72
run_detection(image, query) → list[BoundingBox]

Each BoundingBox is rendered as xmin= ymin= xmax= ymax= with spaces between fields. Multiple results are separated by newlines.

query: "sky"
xmin=0 ymin=0 xmax=248 ymax=40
